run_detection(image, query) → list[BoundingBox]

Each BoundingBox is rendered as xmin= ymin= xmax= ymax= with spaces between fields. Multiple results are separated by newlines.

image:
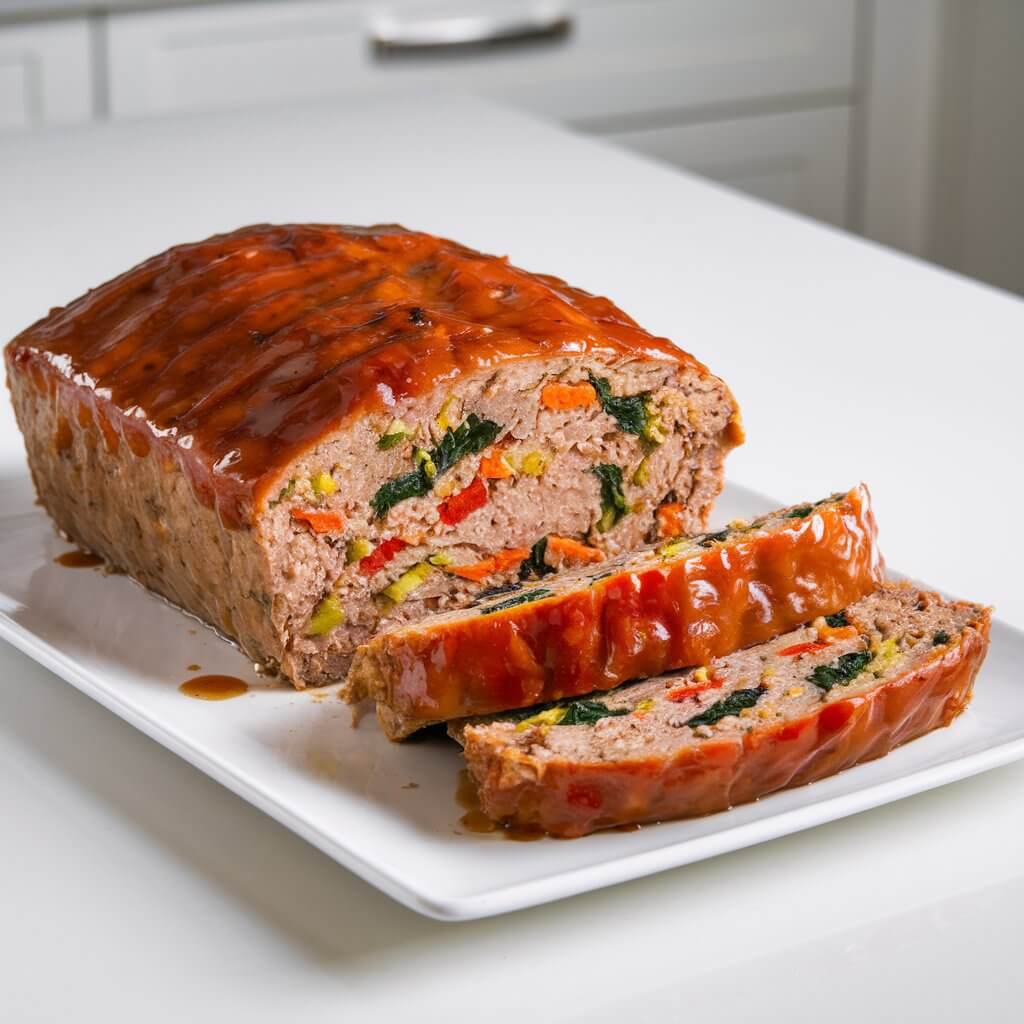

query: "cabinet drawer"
xmin=107 ymin=0 xmax=855 ymax=122
xmin=0 ymin=19 xmax=94 ymax=130
xmin=604 ymin=107 xmax=852 ymax=227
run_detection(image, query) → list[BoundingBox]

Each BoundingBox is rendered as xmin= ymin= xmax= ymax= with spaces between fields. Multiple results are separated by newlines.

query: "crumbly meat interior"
xmin=455 ymin=586 xmax=985 ymax=762
xmin=261 ymin=356 xmax=737 ymax=684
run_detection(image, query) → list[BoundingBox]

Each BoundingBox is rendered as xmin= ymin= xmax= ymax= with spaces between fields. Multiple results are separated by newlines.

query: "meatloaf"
xmin=345 ymin=485 xmax=884 ymax=738
xmin=453 ymin=584 xmax=991 ymax=837
xmin=4 ymin=223 xmax=741 ymax=686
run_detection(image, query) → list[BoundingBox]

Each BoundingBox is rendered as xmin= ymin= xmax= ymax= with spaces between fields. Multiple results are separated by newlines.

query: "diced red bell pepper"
xmin=666 ymin=679 xmax=722 ymax=703
xmin=358 ymin=537 xmax=408 ymax=576
xmin=438 ymin=476 xmax=488 ymax=526
xmin=778 ymin=641 xmax=830 ymax=657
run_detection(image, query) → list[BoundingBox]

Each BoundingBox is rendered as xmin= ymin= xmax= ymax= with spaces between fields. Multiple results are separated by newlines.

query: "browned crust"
xmin=461 ymin=603 xmax=992 ymax=838
xmin=5 ymin=366 xmax=282 ymax=670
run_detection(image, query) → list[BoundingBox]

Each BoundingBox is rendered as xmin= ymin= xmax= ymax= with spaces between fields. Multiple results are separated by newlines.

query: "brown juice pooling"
xmin=55 ymin=549 xmax=104 ymax=568
xmin=178 ymin=674 xmax=249 ymax=700
xmin=455 ymin=769 xmax=545 ymax=841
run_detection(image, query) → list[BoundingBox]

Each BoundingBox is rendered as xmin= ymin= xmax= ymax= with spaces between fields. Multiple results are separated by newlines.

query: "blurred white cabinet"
xmin=106 ymin=0 xmax=855 ymax=123
xmin=606 ymin=107 xmax=852 ymax=227
xmin=0 ymin=18 xmax=94 ymax=130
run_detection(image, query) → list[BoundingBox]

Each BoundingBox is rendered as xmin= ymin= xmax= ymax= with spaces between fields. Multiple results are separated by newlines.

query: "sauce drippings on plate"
xmin=55 ymin=549 xmax=103 ymax=568
xmin=178 ymin=674 xmax=248 ymax=700
xmin=455 ymin=769 xmax=544 ymax=841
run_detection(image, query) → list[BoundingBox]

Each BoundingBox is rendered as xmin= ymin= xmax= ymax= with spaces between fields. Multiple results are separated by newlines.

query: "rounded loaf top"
xmin=6 ymin=223 xmax=709 ymax=525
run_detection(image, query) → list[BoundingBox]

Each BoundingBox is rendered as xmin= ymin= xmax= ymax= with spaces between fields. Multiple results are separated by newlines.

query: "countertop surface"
xmin=2 ymin=94 xmax=1023 ymax=1022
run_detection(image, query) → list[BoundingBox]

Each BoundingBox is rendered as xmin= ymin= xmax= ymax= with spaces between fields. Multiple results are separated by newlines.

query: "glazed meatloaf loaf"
xmin=4 ymin=223 xmax=742 ymax=685
xmin=346 ymin=485 xmax=884 ymax=738
xmin=453 ymin=584 xmax=991 ymax=837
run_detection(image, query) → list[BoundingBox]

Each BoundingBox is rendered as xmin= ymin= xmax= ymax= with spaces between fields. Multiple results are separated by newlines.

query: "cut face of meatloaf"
xmin=453 ymin=584 xmax=991 ymax=837
xmin=4 ymin=223 xmax=741 ymax=686
xmin=344 ymin=484 xmax=884 ymax=738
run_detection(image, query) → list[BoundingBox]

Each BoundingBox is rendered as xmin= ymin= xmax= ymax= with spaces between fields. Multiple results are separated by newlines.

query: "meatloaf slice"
xmin=344 ymin=485 xmax=884 ymax=738
xmin=452 ymin=584 xmax=991 ymax=837
xmin=4 ymin=223 xmax=741 ymax=686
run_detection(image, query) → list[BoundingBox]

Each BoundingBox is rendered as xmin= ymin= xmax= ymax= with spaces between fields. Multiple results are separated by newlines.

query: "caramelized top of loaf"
xmin=5 ymin=224 xmax=715 ymax=527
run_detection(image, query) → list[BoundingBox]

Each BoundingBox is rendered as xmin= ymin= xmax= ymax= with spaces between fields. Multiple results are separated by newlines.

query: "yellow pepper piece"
xmin=435 ymin=395 xmax=462 ymax=433
xmin=379 ymin=562 xmax=433 ymax=605
xmin=414 ymin=447 xmax=437 ymax=480
xmin=515 ymin=706 xmax=568 ymax=731
xmin=306 ymin=593 xmax=345 ymax=636
xmin=346 ymin=537 xmax=373 ymax=564
xmin=311 ymin=471 xmax=336 ymax=496
xmin=641 ymin=398 xmax=666 ymax=445
xmin=519 ymin=450 xmax=550 ymax=477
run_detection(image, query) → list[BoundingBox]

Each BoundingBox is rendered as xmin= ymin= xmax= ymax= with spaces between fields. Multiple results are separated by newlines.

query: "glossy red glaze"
xmin=369 ymin=484 xmax=884 ymax=726
xmin=5 ymin=224 xmax=700 ymax=527
xmin=467 ymin=607 xmax=991 ymax=837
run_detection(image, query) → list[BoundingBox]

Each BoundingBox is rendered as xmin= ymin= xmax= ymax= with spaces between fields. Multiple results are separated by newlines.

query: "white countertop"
xmin=2 ymin=94 xmax=1023 ymax=1022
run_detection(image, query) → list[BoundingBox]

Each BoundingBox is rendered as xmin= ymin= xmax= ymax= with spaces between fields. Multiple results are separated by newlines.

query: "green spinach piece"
xmin=558 ymin=699 xmax=630 ymax=726
xmin=588 ymin=372 xmax=648 ymax=435
xmin=480 ymin=588 xmax=554 ymax=616
xmin=825 ymin=611 xmax=849 ymax=628
xmin=807 ymin=650 xmax=872 ymax=691
xmin=370 ymin=470 xmax=430 ymax=517
xmin=269 ymin=478 xmax=297 ymax=507
xmin=431 ymin=412 xmax=502 ymax=477
xmin=698 ymin=529 xmax=729 ymax=548
xmin=932 ymin=631 xmax=951 ymax=646
xmin=370 ymin=413 xmax=501 ymax=517
xmin=474 ymin=581 xmax=522 ymax=603
xmin=519 ymin=536 xmax=556 ymax=581
xmin=785 ymin=505 xmax=814 ymax=519
xmin=591 ymin=463 xmax=630 ymax=532
xmin=686 ymin=686 xmax=767 ymax=728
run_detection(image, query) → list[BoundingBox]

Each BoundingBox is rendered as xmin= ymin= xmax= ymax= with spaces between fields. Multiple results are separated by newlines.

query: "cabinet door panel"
xmin=107 ymin=0 xmax=855 ymax=123
xmin=0 ymin=19 xmax=93 ymax=131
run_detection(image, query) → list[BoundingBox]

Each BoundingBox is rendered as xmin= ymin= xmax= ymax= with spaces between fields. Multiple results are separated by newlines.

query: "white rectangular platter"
xmin=0 ymin=478 xmax=1020 ymax=921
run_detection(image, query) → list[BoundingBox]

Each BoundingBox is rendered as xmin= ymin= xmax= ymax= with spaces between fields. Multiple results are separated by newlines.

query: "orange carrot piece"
xmin=656 ymin=503 xmax=687 ymax=539
xmin=479 ymin=447 xmax=514 ymax=480
xmin=290 ymin=508 xmax=345 ymax=534
xmin=448 ymin=547 xmax=529 ymax=582
xmin=541 ymin=381 xmax=598 ymax=411
xmin=546 ymin=535 xmax=605 ymax=564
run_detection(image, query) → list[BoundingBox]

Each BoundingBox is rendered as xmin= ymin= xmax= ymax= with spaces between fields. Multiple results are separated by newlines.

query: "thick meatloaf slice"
xmin=4 ymin=224 xmax=741 ymax=686
xmin=345 ymin=485 xmax=884 ymax=738
xmin=452 ymin=584 xmax=991 ymax=837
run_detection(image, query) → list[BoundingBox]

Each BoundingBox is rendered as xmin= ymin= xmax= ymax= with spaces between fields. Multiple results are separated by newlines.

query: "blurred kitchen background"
xmin=2 ymin=0 xmax=1022 ymax=295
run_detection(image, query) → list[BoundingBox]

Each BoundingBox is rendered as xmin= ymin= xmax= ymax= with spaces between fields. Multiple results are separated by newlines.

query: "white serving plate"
xmin=0 ymin=478 xmax=1019 ymax=921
